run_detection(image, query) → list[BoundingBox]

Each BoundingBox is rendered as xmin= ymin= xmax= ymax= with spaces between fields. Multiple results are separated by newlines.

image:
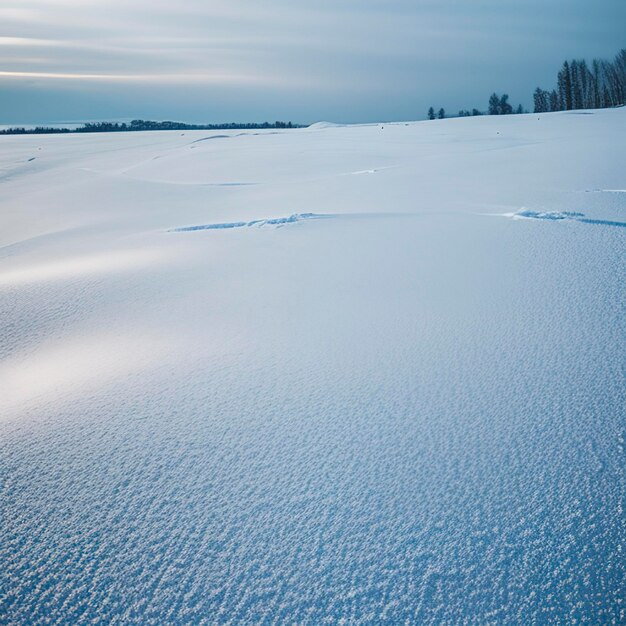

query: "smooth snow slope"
xmin=1 ymin=110 xmax=625 ymax=624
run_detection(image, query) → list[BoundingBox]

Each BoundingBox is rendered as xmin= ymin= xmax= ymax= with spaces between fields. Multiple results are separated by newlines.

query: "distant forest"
xmin=533 ymin=48 xmax=625 ymax=112
xmin=0 ymin=120 xmax=302 ymax=136
xmin=428 ymin=47 xmax=626 ymax=119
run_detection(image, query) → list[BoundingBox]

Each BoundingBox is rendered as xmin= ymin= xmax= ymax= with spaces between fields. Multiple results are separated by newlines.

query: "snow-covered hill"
xmin=1 ymin=110 xmax=625 ymax=624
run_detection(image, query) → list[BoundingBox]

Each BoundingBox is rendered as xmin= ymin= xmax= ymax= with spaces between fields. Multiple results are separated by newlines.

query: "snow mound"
xmin=307 ymin=121 xmax=345 ymax=129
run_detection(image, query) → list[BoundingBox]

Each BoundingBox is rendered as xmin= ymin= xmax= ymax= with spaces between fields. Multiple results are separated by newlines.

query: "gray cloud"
xmin=0 ymin=0 xmax=624 ymax=124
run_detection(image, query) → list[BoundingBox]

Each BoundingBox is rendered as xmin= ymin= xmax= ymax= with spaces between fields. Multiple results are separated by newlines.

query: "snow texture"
xmin=1 ymin=110 xmax=625 ymax=625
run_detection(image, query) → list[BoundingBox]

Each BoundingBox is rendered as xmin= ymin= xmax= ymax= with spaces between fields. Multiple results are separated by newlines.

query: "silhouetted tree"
xmin=534 ymin=88 xmax=549 ymax=113
xmin=549 ymin=90 xmax=559 ymax=112
xmin=615 ymin=48 xmax=626 ymax=103
xmin=499 ymin=94 xmax=513 ymax=115
xmin=571 ymin=60 xmax=583 ymax=109
xmin=428 ymin=107 xmax=435 ymax=120
xmin=591 ymin=59 xmax=601 ymax=108
xmin=558 ymin=61 xmax=573 ymax=110
xmin=579 ymin=59 xmax=592 ymax=108
xmin=488 ymin=93 xmax=500 ymax=115
xmin=438 ymin=108 xmax=445 ymax=119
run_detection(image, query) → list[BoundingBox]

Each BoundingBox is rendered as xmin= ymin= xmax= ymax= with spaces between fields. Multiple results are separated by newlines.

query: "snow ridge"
xmin=513 ymin=209 xmax=626 ymax=228
xmin=170 ymin=213 xmax=330 ymax=231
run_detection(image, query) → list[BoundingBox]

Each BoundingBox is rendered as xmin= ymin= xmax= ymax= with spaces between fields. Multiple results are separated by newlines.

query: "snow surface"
xmin=1 ymin=110 xmax=625 ymax=624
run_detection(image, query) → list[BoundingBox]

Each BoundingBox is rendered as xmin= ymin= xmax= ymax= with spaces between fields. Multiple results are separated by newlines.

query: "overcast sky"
xmin=1 ymin=0 xmax=624 ymax=124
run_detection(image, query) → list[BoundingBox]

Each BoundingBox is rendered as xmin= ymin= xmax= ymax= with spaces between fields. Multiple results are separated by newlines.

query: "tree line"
xmin=428 ymin=47 xmax=625 ymax=119
xmin=428 ymin=93 xmax=524 ymax=120
xmin=0 ymin=119 xmax=302 ymax=135
xmin=428 ymin=93 xmax=528 ymax=120
xmin=533 ymin=48 xmax=625 ymax=113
